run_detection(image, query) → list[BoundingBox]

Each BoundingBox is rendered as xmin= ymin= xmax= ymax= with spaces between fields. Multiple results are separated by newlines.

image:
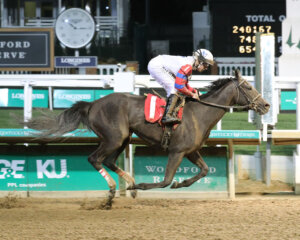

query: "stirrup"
xmin=161 ymin=126 xmax=172 ymax=151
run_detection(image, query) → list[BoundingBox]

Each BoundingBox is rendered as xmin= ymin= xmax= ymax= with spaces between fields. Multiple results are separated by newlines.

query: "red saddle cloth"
xmin=144 ymin=94 xmax=183 ymax=124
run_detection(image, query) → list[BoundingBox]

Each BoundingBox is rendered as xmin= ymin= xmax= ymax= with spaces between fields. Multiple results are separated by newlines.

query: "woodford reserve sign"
xmin=0 ymin=28 xmax=54 ymax=71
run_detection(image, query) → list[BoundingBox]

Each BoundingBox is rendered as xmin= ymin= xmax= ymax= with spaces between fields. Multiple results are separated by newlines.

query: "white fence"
xmin=0 ymin=73 xmax=299 ymax=121
xmin=0 ymin=64 xmax=126 ymax=76
xmin=215 ymin=57 xmax=279 ymax=76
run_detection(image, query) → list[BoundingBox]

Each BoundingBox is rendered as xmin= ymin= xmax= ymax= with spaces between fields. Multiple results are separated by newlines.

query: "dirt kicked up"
xmin=0 ymin=194 xmax=300 ymax=240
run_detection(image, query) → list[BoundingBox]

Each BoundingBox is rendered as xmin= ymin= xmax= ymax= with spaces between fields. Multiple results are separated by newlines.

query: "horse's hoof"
xmin=99 ymin=198 xmax=113 ymax=210
xmin=101 ymin=202 xmax=112 ymax=210
xmin=108 ymin=189 xmax=116 ymax=199
xmin=130 ymin=190 xmax=137 ymax=199
xmin=170 ymin=181 xmax=179 ymax=189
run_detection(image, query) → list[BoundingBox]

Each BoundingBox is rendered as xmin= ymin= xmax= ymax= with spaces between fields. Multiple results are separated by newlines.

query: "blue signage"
xmin=55 ymin=56 xmax=98 ymax=68
xmin=281 ymin=91 xmax=296 ymax=111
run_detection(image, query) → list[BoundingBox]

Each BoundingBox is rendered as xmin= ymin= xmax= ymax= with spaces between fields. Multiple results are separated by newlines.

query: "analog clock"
xmin=55 ymin=8 xmax=96 ymax=49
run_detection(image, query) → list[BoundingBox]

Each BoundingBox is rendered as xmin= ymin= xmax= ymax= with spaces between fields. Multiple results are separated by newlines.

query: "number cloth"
xmin=144 ymin=94 xmax=183 ymax=124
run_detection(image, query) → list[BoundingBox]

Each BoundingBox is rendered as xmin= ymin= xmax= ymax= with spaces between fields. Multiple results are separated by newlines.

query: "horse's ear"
xmin=234 ymin=69 xmax=241 ymax=79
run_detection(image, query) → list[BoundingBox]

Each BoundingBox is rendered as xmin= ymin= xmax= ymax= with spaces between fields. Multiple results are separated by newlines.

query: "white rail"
xmin=0 ymin=75 xmax=113 ymax=88
xmin=135 ymin=75 xmax=255 ymax=89
xmin=24 ymin=18 xmax=55 ymax=27
xmin=215 ymin=57 xmax=279 ymax=76
xmin=0 ymin=74 xmax=300 ymax=127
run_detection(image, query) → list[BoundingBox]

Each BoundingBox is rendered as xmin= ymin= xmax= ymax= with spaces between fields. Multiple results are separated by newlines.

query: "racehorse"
xmin=25 ymin=70 xmax=270 ymax=209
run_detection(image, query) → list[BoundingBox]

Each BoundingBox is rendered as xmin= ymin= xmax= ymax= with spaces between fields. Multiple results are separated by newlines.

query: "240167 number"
xmin=232 ymin=25 xmax=272 ymax=34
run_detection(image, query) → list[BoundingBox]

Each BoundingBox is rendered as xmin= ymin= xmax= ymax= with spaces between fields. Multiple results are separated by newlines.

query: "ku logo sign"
xmin=37 ymin=159 xmax=67 ymax=179
xmin=0 ymin=159 xmax=68 ymax=179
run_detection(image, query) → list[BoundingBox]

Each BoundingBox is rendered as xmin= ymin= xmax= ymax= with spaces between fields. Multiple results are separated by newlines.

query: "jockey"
xmin=147 ymin=49 xmax=214 ymax=124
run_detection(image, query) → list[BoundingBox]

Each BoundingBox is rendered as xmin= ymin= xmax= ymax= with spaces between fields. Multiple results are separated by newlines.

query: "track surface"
xmin=0 ymin=191 xmax=299 ymax=240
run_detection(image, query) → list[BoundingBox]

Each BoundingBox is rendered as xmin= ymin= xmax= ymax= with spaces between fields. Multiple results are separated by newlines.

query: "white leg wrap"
xmin=99 ymin=168 xmax=116 ymax=189
xmin=116 ymin=169 xmax=135 ymax=184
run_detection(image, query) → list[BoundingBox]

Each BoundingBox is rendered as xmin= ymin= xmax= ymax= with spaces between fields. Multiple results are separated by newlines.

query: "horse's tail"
xmin=25 ymin=101 xmax=92 ymax=137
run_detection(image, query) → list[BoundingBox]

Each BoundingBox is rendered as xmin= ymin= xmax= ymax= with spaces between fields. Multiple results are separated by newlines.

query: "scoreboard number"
xmin=232 ymin=25 xmax=272 ymax=34
xmin=210 ymin=0 xmax=285 ymax=57
xmin=233 ymin=25 xmax=272 ymax=54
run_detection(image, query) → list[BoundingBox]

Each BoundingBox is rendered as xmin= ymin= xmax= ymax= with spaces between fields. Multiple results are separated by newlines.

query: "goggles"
xmin=197 ymin=62 xmax=209 ymax=69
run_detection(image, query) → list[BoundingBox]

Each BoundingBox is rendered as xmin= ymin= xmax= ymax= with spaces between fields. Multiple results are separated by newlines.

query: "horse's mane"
xmin=200 ymin=77 xmax=236 ymax=99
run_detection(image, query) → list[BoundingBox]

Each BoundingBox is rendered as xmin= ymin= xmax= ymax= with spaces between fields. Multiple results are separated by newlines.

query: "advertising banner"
xmin=281 ymin=91 xmax=296 ymax=111
xmin=0 ymin=28 xmax=54 ymax=71
xmin=0 ymin=88 xmax=48 ymax=108
xmin=55 ymin=56 xmax=98 ymax=68
xmin=53 ymin=89 xmax=114 ymax=108
xmin=134 ymin=147 xmax=228 ymax=192
xmin=209 ymin=130 xmax=260 ymax=139
xmin=94 ymin=89 xmax=114 ymax=99
xmin=0 ymin=89 xmax=114 ymax=109
xmin=53 ymin=89 xmax=94 ymax=108
xmin=0 ymin=154 xmax=118 ymax=191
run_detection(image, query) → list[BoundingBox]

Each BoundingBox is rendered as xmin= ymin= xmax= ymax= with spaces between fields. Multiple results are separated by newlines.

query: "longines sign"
xmin=0 ymin=28 xmax=54 ymax=71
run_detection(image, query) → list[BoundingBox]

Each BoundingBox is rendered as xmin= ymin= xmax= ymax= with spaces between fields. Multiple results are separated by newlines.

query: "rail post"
xmin=228 ymin=140 xmax=235 ymax=199
xmin=294 ymin=83 xmax=300 ymax=194
xmin=23 ymin=80 xmax=33 ymax=123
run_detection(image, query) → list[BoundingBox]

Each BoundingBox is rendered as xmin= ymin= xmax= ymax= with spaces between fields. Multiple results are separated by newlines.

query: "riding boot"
xmin=162 ymin=94 xmax=181 ymax=124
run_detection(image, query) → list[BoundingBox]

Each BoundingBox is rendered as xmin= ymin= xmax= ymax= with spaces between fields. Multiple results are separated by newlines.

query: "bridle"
xmin=232 ymin=78 xmax=261 ymax=111
xmin=198 ymin=78 xmax=261 ymax=110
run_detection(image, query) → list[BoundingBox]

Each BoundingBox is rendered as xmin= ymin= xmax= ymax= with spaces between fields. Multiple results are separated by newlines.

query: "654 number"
xmin=239 ymin=45 xmax=256 ymax=54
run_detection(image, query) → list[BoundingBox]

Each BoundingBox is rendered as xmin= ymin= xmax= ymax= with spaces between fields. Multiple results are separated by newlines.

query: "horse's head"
xmin=233 ymin=69 xmax=270 ymax=115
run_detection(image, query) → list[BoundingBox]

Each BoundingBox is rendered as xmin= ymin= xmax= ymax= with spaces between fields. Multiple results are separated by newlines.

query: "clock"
xmin=55 ymin=8 xmax=96 ymax=49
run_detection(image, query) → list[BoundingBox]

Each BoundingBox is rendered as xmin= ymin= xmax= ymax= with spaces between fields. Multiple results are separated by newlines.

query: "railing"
xmin=97 ymin=64 xmax=126 ymax=75
xmin=0 ymin=73 xmax=299 ymax=137
xmin=94 ymin=16 xmax=121 ymax=44
xmin=216 ymin=57 xmax=279 ymax=76
xmin=0 ymin=64 xmax=126 ymax=75
xmin=24 ymin=18 xmax=55 ymax=27
xmin=94 ymin=16 xmax=118 ymax=32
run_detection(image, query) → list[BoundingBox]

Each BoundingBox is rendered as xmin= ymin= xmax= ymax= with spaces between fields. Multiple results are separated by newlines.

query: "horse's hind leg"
xmin=170 ymin=151 xmax=208 ymax=189
xmin=128 ymin=152 xmax=185 ymax=190
xmin=102 ymin=137 xmax=137 ymax=198
xmin=88 ymin=136 xmax=136 ymax=208
xmin=88 ymin=144 xmax=118 ymax=209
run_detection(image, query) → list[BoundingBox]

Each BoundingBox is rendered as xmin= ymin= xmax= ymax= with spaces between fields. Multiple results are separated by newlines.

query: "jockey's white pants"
xmin=147 ymin=56 xmax=176 ymax=97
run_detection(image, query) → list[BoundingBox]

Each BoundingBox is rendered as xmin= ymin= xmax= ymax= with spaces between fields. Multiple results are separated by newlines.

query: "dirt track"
xmin=0 ymin=195 xmax=300 ymax=240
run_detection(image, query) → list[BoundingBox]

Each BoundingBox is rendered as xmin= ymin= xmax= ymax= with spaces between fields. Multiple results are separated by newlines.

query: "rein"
xmin=196 ymin=79 xmax=261 ymax=110
xmin=197 ymin=99 xmax=248 ymax=110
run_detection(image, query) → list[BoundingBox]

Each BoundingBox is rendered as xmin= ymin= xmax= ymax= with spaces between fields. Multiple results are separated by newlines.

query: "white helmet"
xmin=193 ymin=49 xmax=214 ymax=65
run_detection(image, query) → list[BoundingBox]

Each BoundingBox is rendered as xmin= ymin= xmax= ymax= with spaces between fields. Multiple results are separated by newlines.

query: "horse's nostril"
xmin=265 ymin=103 xmax=270 ymax=108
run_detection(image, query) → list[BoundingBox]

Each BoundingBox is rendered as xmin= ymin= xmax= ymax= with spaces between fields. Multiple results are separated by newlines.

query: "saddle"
xmin=144 ymin=93 xmax=186 ymax=150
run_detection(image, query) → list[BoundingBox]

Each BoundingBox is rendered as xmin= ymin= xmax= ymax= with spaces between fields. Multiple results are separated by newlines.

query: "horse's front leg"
xmin=170 ymin=151 xmax=208 ymax=189
xmin=128 ymin=152 xmax=185 ymax=190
